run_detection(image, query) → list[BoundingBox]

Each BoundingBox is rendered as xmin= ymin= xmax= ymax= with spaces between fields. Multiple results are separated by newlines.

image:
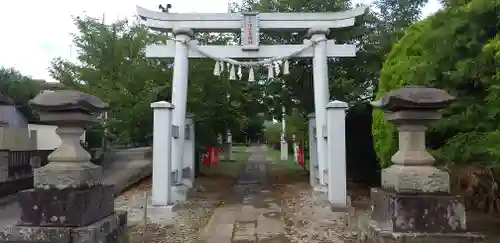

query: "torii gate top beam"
xmin=136 ymin=6 xmax=367 ymax=33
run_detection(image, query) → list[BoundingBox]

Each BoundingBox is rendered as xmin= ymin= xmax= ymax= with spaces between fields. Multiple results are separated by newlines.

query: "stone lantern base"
xmin=1 ymin=171 xmax=128 ymax=243
xmin=16 ymin=185 xmax=115 ymax=227
xmin=363 ymin=223 xmax=485 ymax=243
xmin=1 ymin=211 xmax=127 ymax=243
xmin=359 ymin=188 xmax=486 ymax=243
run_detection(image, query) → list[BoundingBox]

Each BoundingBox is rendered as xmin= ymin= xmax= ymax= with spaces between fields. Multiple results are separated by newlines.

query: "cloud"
xmin=0 ymin=0 xmax=229 ymax=82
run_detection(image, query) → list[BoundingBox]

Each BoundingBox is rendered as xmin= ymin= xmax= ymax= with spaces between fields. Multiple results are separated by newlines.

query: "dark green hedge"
xmin=346 ymin=103 xmax=380 ymax=186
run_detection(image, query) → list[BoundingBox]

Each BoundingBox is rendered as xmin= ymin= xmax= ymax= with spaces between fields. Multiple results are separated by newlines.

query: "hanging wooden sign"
xmin=241 ymin=12 xmax=260 ymax=51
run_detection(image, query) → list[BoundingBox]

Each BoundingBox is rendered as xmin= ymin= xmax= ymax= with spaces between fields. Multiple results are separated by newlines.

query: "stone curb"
xmin=108 ymin=161 xmax=153 ymax=195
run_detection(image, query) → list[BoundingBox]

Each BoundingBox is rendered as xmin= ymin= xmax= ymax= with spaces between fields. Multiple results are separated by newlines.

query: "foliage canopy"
xmin=50 ymin=17 xmax=267 ymax=146
xmin=0 ymin=67 xmax=40 ymax=105
xmin=373 ymin=0 xmax=500 ymax=167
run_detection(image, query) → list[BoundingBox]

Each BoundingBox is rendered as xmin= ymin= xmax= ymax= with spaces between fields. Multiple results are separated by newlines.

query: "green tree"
xmin=372 ymin=0 xmax=430 ymax=71
xmin=372 ymin=0 xmax=499 ymax=167
xmin=230 ymin=0 xmax=426 ymax=119
xmin=286 ymin=108 xmax=308 ymax=142
xmin=263 ymin=121 xmax=282 ymax=145
xmin=230 ymin=0 xmax=428 ymax=170
xmin=50 ymin=16 xmax=264 ymax=147
xmin=0 ymin=67 xmax=40 ymax=105
xmin=50 ymin=17 xmax=170 ymax=144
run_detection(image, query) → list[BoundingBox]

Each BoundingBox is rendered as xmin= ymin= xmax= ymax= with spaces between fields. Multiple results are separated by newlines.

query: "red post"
xmin=297 ymin=145 xmax=305 ymax=169
xmin=203 ymin=145 xmax=212 ymax=166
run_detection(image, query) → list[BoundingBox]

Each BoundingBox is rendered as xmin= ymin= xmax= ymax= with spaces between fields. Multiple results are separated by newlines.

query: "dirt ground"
xmin=117 ymin=155 xmax=500 ymax=242
xmin=116 ymin=175 xmax=234 ymax=243
xmin=271 ymin=169 xmax=500 ymax=243
xmin=117 ymin=161 xmax=364 ymax=242
xmin=272 ymin=169 xmax=356 ymax=242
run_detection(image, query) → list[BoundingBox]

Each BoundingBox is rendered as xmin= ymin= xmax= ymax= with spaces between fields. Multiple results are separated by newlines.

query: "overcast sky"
xmin=0 ymin=0 xmax=441 ymax=82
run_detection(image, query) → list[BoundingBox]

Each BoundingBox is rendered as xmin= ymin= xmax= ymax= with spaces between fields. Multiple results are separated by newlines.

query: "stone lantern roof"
xmin=29 ymin=90 xmax=109 ymax=114
xmin=370 ymin=85 xmax=456 ymax=111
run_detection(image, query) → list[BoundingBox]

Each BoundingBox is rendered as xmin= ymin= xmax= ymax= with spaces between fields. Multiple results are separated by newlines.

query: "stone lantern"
xmin=31 ymin=91 xmax=108 ymax=189
xmin=362 ymin=86 xmax=485 ymax=243
xmin=2 ymin=90 xmax=127 ymax=243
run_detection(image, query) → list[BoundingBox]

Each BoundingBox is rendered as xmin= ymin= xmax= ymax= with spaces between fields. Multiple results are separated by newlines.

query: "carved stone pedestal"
xmin=370 ymin=188 xmax=466 ymax=233
xmin=361 ymin=188 xmax=484 ymax=243
xmin=363 ymin=221 xmax=485 ymax=243
xmin=1 ymin=212 xmax=127 ymax=243
xmin=17 ymin=185 xmax=115 ymax=227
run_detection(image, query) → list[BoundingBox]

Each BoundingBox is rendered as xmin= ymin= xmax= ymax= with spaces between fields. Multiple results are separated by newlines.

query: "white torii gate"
xmin=138 ymin=6 xmax=366 ymax=208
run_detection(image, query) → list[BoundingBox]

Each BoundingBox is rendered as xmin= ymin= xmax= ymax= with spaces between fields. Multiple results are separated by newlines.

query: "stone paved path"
xmin=197 ymin=146 xmax=289 ymax=243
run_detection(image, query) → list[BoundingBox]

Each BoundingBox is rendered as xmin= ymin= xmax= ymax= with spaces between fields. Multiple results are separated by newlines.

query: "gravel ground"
xmin=273 ymin=173 xmax=500 ymax=243
xmin=114 ymin=176 xmax=234 ymax=243
xmin=272 ymin=170 xmax=371 ymax=243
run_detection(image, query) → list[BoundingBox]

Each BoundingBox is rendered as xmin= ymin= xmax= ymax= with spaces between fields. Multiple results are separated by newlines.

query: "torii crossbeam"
xmin=137 ymin=6 xmax=366 ymax=32
xmin=145 ymin=40 xmax=356 ymax=59
xmin=138 ymin=5 xmax=366 ymax=208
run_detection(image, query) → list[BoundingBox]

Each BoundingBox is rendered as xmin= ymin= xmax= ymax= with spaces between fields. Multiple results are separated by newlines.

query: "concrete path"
xmin=197 ymin=146 xmax=289 ymax=243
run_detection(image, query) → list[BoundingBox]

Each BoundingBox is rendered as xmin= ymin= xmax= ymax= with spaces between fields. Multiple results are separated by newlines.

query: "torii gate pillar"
xmin=309 ymin=27 xmax=330 ymax=185
xmin=170 ymin=28 xmax=193 ymax=193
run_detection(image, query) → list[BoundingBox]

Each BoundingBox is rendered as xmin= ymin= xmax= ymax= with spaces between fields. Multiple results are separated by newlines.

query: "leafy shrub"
xmin=373 ymin=0 xmax=499 ymax=168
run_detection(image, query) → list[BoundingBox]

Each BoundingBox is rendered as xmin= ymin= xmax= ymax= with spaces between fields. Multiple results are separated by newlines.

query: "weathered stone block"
xmin=358 ymin=220 xmax=486 ymax=243
xmin=34 ymin=162 xmax=103 ymax=189
xmin=0 ymin=211 xmax=127 ymax=243
xmin=0 ymin=226 xmax=71 ymax=243
xmin=71 ymin=211 xmax=127 ymax=243
xmin=17 ymin=184 xmax=114 ymax=227
xmin=370 ymin=188 xmax=466 ymax=234
xmin=382 ymin=165 xmax=450 ymax=193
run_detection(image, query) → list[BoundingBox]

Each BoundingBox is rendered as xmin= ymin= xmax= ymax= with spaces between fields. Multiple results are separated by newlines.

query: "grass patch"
xmin=232 ymin=145 xmax=248 ymax=154
xmin=264 ymin=146 xmax=306 ymax=172
xmin=220 ymin=145 xmax=248 ymax=162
